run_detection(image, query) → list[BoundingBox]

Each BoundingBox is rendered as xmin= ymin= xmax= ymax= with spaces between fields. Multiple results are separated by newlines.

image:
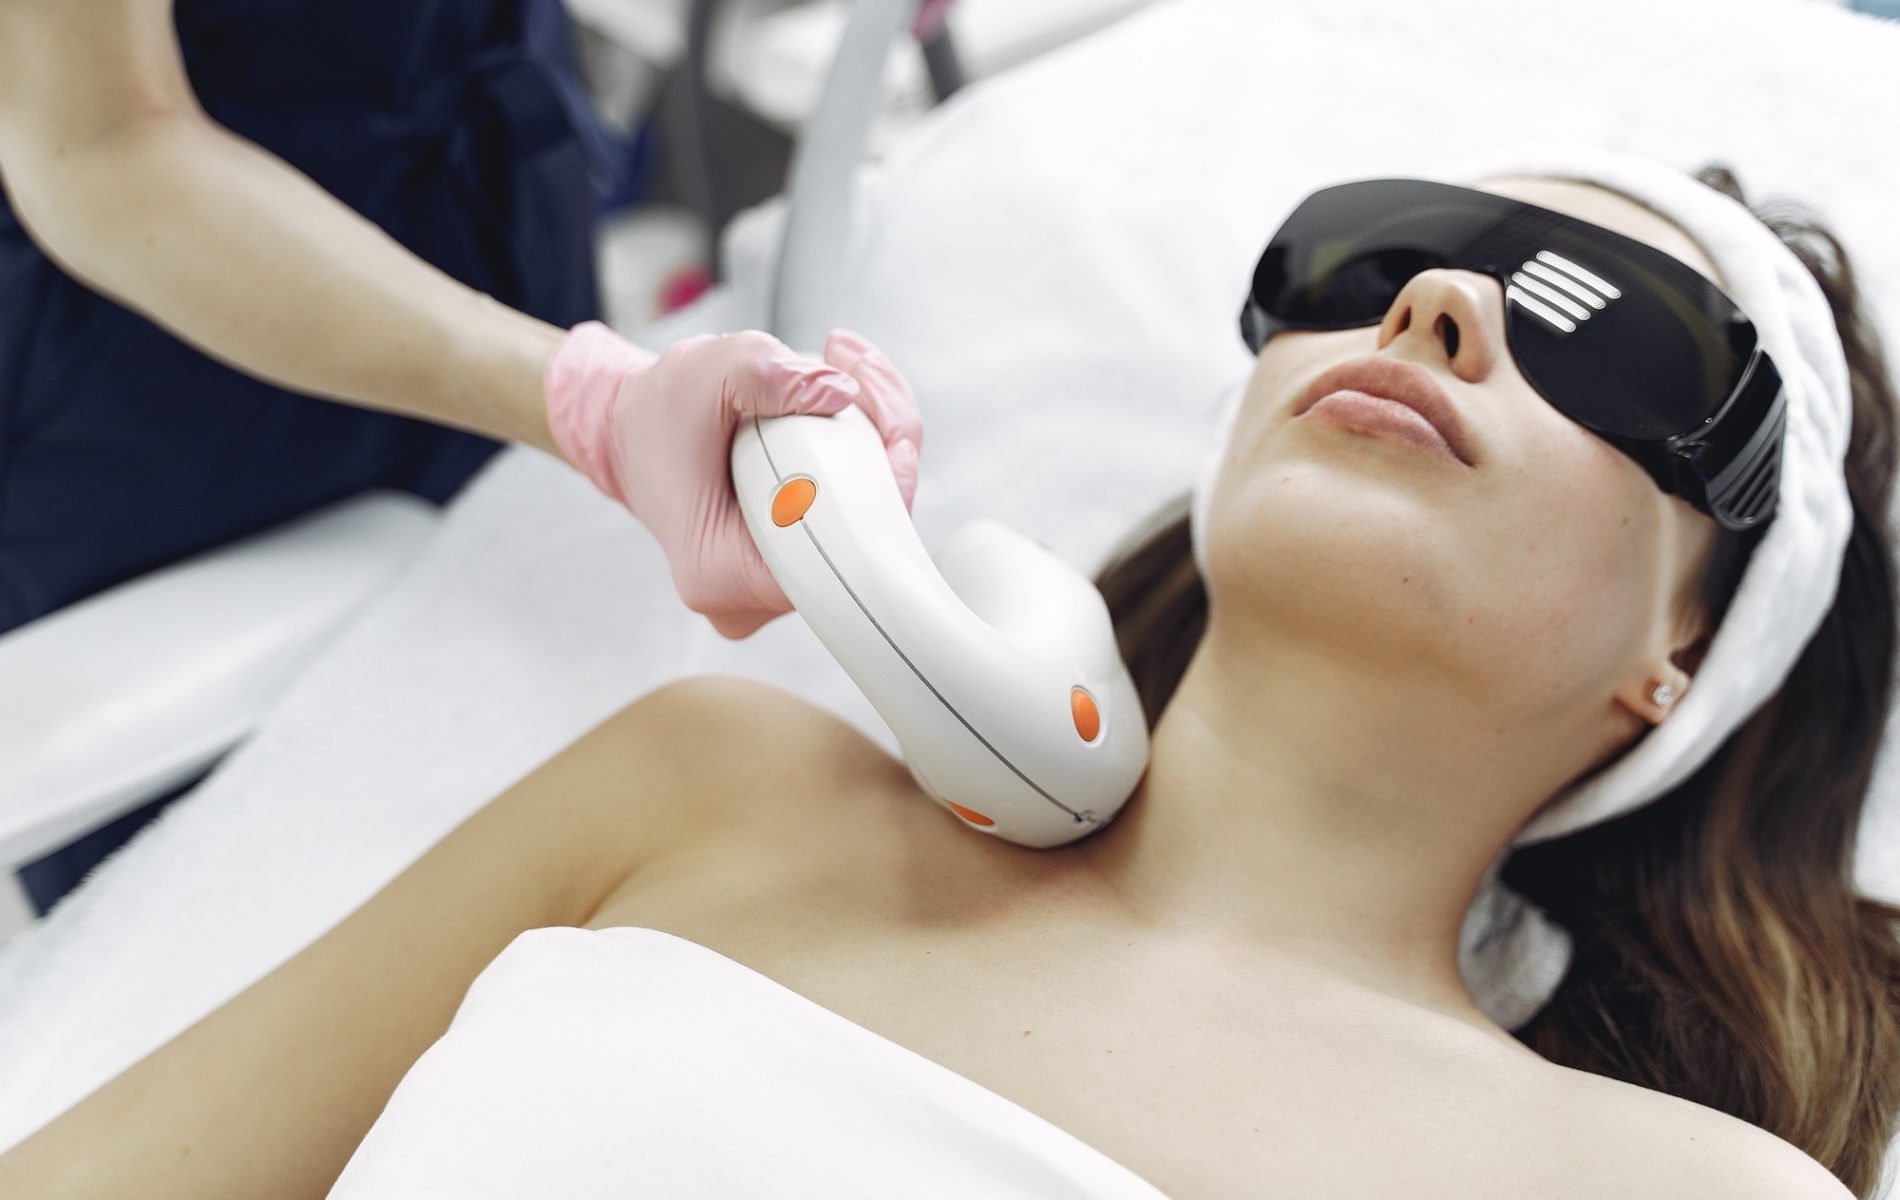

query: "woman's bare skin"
xmin=574 ymin=682 xmax=1840 ymax=1200
xmin=0 ymin=675 xmax=1840 ymax=1199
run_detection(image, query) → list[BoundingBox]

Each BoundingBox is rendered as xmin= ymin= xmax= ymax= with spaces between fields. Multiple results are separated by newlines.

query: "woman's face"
xmin=1200 ymin=178 xmax=1723 ymax=734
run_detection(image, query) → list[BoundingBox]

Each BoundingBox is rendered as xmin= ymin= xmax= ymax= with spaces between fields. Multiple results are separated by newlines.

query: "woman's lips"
xmin=1299 ymin=389 xmax=1466 ymax=465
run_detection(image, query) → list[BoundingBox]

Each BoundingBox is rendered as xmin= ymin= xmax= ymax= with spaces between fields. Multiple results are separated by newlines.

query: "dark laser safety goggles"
xmin=1239 ymin=178 xmax=1786 ymax=532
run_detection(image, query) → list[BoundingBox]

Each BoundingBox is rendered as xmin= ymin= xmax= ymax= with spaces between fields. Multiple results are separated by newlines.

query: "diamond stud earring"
xmin=1650 ymin=681 xmax=1676 ymax=707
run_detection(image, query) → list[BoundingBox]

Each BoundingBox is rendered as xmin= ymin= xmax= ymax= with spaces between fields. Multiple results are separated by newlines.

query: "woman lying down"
xmin=4 ymin=149 xmax=1898 ymax=1199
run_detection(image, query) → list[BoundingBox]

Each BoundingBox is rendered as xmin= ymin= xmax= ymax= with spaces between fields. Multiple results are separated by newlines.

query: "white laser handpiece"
xmin=731 ymin=407 xmax=1150 ymax=849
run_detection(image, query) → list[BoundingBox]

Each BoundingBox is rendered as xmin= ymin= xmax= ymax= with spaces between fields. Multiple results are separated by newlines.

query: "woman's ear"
xmin=1617 ymin=664 xmax=1692 ymax=726
xmin=1619 ymin=626 xmax=1711 ymax=726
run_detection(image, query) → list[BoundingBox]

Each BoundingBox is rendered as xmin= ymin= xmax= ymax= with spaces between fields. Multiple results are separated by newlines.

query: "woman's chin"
xmin=1220 ymin=456 xmax=1465 ymax=558
xmin=1207 ymin=476 xmax=1468 ymax=646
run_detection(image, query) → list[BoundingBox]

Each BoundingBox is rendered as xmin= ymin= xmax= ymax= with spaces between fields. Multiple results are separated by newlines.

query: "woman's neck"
xmin=1050 ymin=617 xmax=1587 ymax=1024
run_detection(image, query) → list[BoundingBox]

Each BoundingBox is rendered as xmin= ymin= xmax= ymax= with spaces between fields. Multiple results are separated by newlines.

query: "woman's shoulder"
xmin=582 ymin=673 xmax=979 ymax=938
xmin=607 ymin=673 xmax=926 ymax=855
xmin=1530 ymin=1060 xmax=1853 ymax=1200
xmin=621 ymin=674 xmax=887 ymax=766
xmin=625 ymin=673 xmax=906 ymax=791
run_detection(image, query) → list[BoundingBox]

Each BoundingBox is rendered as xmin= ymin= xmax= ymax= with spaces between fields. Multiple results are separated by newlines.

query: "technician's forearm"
xmin=0 ymin=109 xmax=566 ymax=456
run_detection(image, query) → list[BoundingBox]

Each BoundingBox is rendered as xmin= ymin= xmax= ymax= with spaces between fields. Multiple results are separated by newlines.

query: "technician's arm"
xmin=0 ymin=0 xmax=565 ymax=456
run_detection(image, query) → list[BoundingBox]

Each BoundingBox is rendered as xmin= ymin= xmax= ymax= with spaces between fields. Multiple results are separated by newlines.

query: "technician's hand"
xmin=544 ymin=322 xmax=924 ymax=640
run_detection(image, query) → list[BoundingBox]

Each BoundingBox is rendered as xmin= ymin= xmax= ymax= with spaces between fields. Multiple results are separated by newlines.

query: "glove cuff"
xmin=543 ymin=321 xmax=659 ymax=507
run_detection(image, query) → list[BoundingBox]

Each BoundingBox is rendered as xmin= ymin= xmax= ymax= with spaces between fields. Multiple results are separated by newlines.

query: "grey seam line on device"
xmin=751 ymin=416 xmax=1091 ymax=824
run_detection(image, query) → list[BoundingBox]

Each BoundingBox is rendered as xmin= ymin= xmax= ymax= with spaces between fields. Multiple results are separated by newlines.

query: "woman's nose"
xmin=1377 ymin=268 xmax=1502 ymax=382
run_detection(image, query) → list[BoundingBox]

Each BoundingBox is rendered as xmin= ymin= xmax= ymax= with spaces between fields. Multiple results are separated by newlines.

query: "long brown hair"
xmin=1091 ymin=164 xmax=1900 ymax=1195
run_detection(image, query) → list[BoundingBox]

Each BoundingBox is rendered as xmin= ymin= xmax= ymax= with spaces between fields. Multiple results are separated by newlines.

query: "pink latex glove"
xmin=912 ymin=0 xmax=958 ymax=38
xmin=544 ymin=322 xmax=924 ymax=640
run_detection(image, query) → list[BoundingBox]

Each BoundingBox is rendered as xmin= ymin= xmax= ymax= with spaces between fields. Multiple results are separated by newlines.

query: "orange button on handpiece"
xmin=1071 ymin=686 xmax=1100 ymax=742
xmin=771 ymin=477 xmax=817 ymax=526
xmin=947 ymin=801 xmax=995 ymax=827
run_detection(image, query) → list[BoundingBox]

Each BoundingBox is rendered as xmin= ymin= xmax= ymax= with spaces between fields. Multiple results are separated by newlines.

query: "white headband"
xmin=1185 ymin=143 xmax=1856 ymax=1028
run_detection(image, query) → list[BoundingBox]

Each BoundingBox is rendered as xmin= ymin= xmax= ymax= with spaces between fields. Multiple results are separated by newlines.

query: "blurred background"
xmin=576 ymin=0 xmax=1157 ymax=341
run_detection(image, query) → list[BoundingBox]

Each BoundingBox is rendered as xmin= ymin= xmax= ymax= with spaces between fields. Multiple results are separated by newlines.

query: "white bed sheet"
xmin=4 ymin=0 xmax=1899 ymax=1180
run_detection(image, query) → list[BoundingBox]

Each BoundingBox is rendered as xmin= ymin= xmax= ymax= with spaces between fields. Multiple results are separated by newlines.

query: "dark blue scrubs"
xmin=0 ymin=0 xmax=607 ymax=635
xmin=0 ymin=0 xmax=609 ymax=909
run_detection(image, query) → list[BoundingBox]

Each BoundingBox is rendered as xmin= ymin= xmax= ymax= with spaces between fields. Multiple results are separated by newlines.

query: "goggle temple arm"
xmin=1662 ymin=350 xmax=1787 ymax=533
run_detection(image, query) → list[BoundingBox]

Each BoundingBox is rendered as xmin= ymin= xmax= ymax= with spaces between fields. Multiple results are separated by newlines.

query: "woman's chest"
xmin=583 ymin=835 xmax=1567 ymax=1198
